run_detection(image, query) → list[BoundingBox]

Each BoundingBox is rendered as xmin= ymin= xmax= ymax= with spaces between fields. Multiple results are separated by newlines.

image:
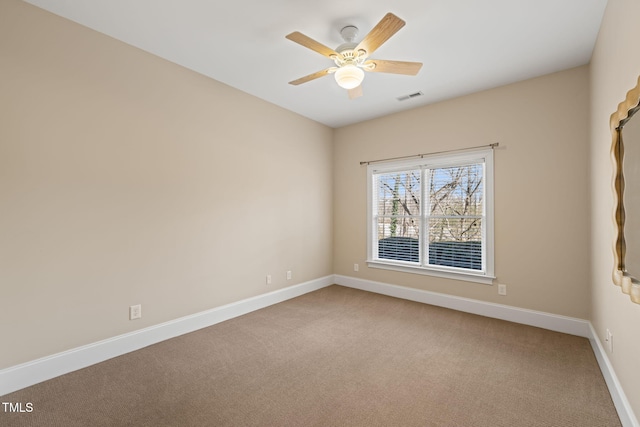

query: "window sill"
xmin=366 ymin=260 xmax=495 ymax=285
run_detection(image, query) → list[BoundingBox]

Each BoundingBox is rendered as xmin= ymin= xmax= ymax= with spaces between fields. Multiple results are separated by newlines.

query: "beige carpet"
xmin=1 ymin=285 xmax=621 ymax=426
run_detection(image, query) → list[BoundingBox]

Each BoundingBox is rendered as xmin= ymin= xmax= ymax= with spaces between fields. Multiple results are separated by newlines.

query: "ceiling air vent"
xmin=397 ymin=91 xmax=424 ymax=101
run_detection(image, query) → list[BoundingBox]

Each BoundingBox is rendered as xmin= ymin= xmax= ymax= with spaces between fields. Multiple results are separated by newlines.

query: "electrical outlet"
xmin=354 ymin=263 xmax=359 ymax=272
xmin=606 ymin=329 xmax=614 ymax=353
xmin=129 ymin=304 xmax=142 ymax=320
xmin=286 ymin=270 xmax=292 ymax=280
xmin=498 ymin=284 xmax=507 ymax=295
xmin=266 ymin=275 xmax=272 ymax=285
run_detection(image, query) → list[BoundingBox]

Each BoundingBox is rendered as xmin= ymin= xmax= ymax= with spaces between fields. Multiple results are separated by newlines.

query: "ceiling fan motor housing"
xmin=335 ymin=42 xmax=358 ymax=55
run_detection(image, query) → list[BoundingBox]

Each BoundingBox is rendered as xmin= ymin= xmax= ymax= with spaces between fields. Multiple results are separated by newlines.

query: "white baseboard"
xmin=0 ymin=275 xmax=334 ymax=397
xmin=334 ymin=275 xmax=591 ymax=336
xmin=334 ymin=274 xmax=638 ymax=427
xmin=588 ymin=324 xmax=640 ymax=427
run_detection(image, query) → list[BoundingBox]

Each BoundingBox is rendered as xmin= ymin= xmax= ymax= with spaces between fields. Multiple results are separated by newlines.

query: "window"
xmin=367 ymin=148 xmax=494 ymax=284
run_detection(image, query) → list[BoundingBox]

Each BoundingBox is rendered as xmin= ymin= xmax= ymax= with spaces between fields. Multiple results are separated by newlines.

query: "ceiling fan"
xmin=286 ymin=13 xmax=423 ymax=99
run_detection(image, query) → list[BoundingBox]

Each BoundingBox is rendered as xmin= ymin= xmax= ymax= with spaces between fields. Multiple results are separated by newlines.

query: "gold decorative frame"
xmin=611 ymin=75 xmax=640 ymax=304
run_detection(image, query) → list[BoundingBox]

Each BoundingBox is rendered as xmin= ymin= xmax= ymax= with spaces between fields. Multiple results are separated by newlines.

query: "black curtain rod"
xmin=359 ymin=142 xmax=499 ymax=166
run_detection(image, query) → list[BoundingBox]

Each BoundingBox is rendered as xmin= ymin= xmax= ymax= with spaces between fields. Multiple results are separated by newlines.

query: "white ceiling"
xmin=23 ymin=0 xmax=607 ymax=128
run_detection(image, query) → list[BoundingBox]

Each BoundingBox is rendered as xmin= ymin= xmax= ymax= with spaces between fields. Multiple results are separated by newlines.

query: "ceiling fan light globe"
xmin=334 ymin=65 xmax=364 ymax=89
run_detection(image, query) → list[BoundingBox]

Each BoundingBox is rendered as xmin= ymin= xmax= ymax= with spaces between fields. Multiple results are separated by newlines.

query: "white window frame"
xmin=366 ymin=148 xmax=495 ymax=285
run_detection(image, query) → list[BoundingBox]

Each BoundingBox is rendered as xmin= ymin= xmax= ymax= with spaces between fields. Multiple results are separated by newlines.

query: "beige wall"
xmin=0 ymin=0 xmax=333 ymax=368
xmin=590 ymin=0 xmax=640 ymax=418
xmin=333 ymin=66 xmax=591 ymax=319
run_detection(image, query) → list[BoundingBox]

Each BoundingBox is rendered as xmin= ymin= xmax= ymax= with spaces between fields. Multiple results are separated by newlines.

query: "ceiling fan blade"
xmin=288 ymin=68 xmax=336 ymax=85
xmin=355 ymin=13 xmax=406 ymax=58
xmin=364 ymin=59 xmax=423 ymax=75
xmin=286 ymin=32 xmax=341 ymax=59
xmin=348 ymin=85 xmax=363 ymax=99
